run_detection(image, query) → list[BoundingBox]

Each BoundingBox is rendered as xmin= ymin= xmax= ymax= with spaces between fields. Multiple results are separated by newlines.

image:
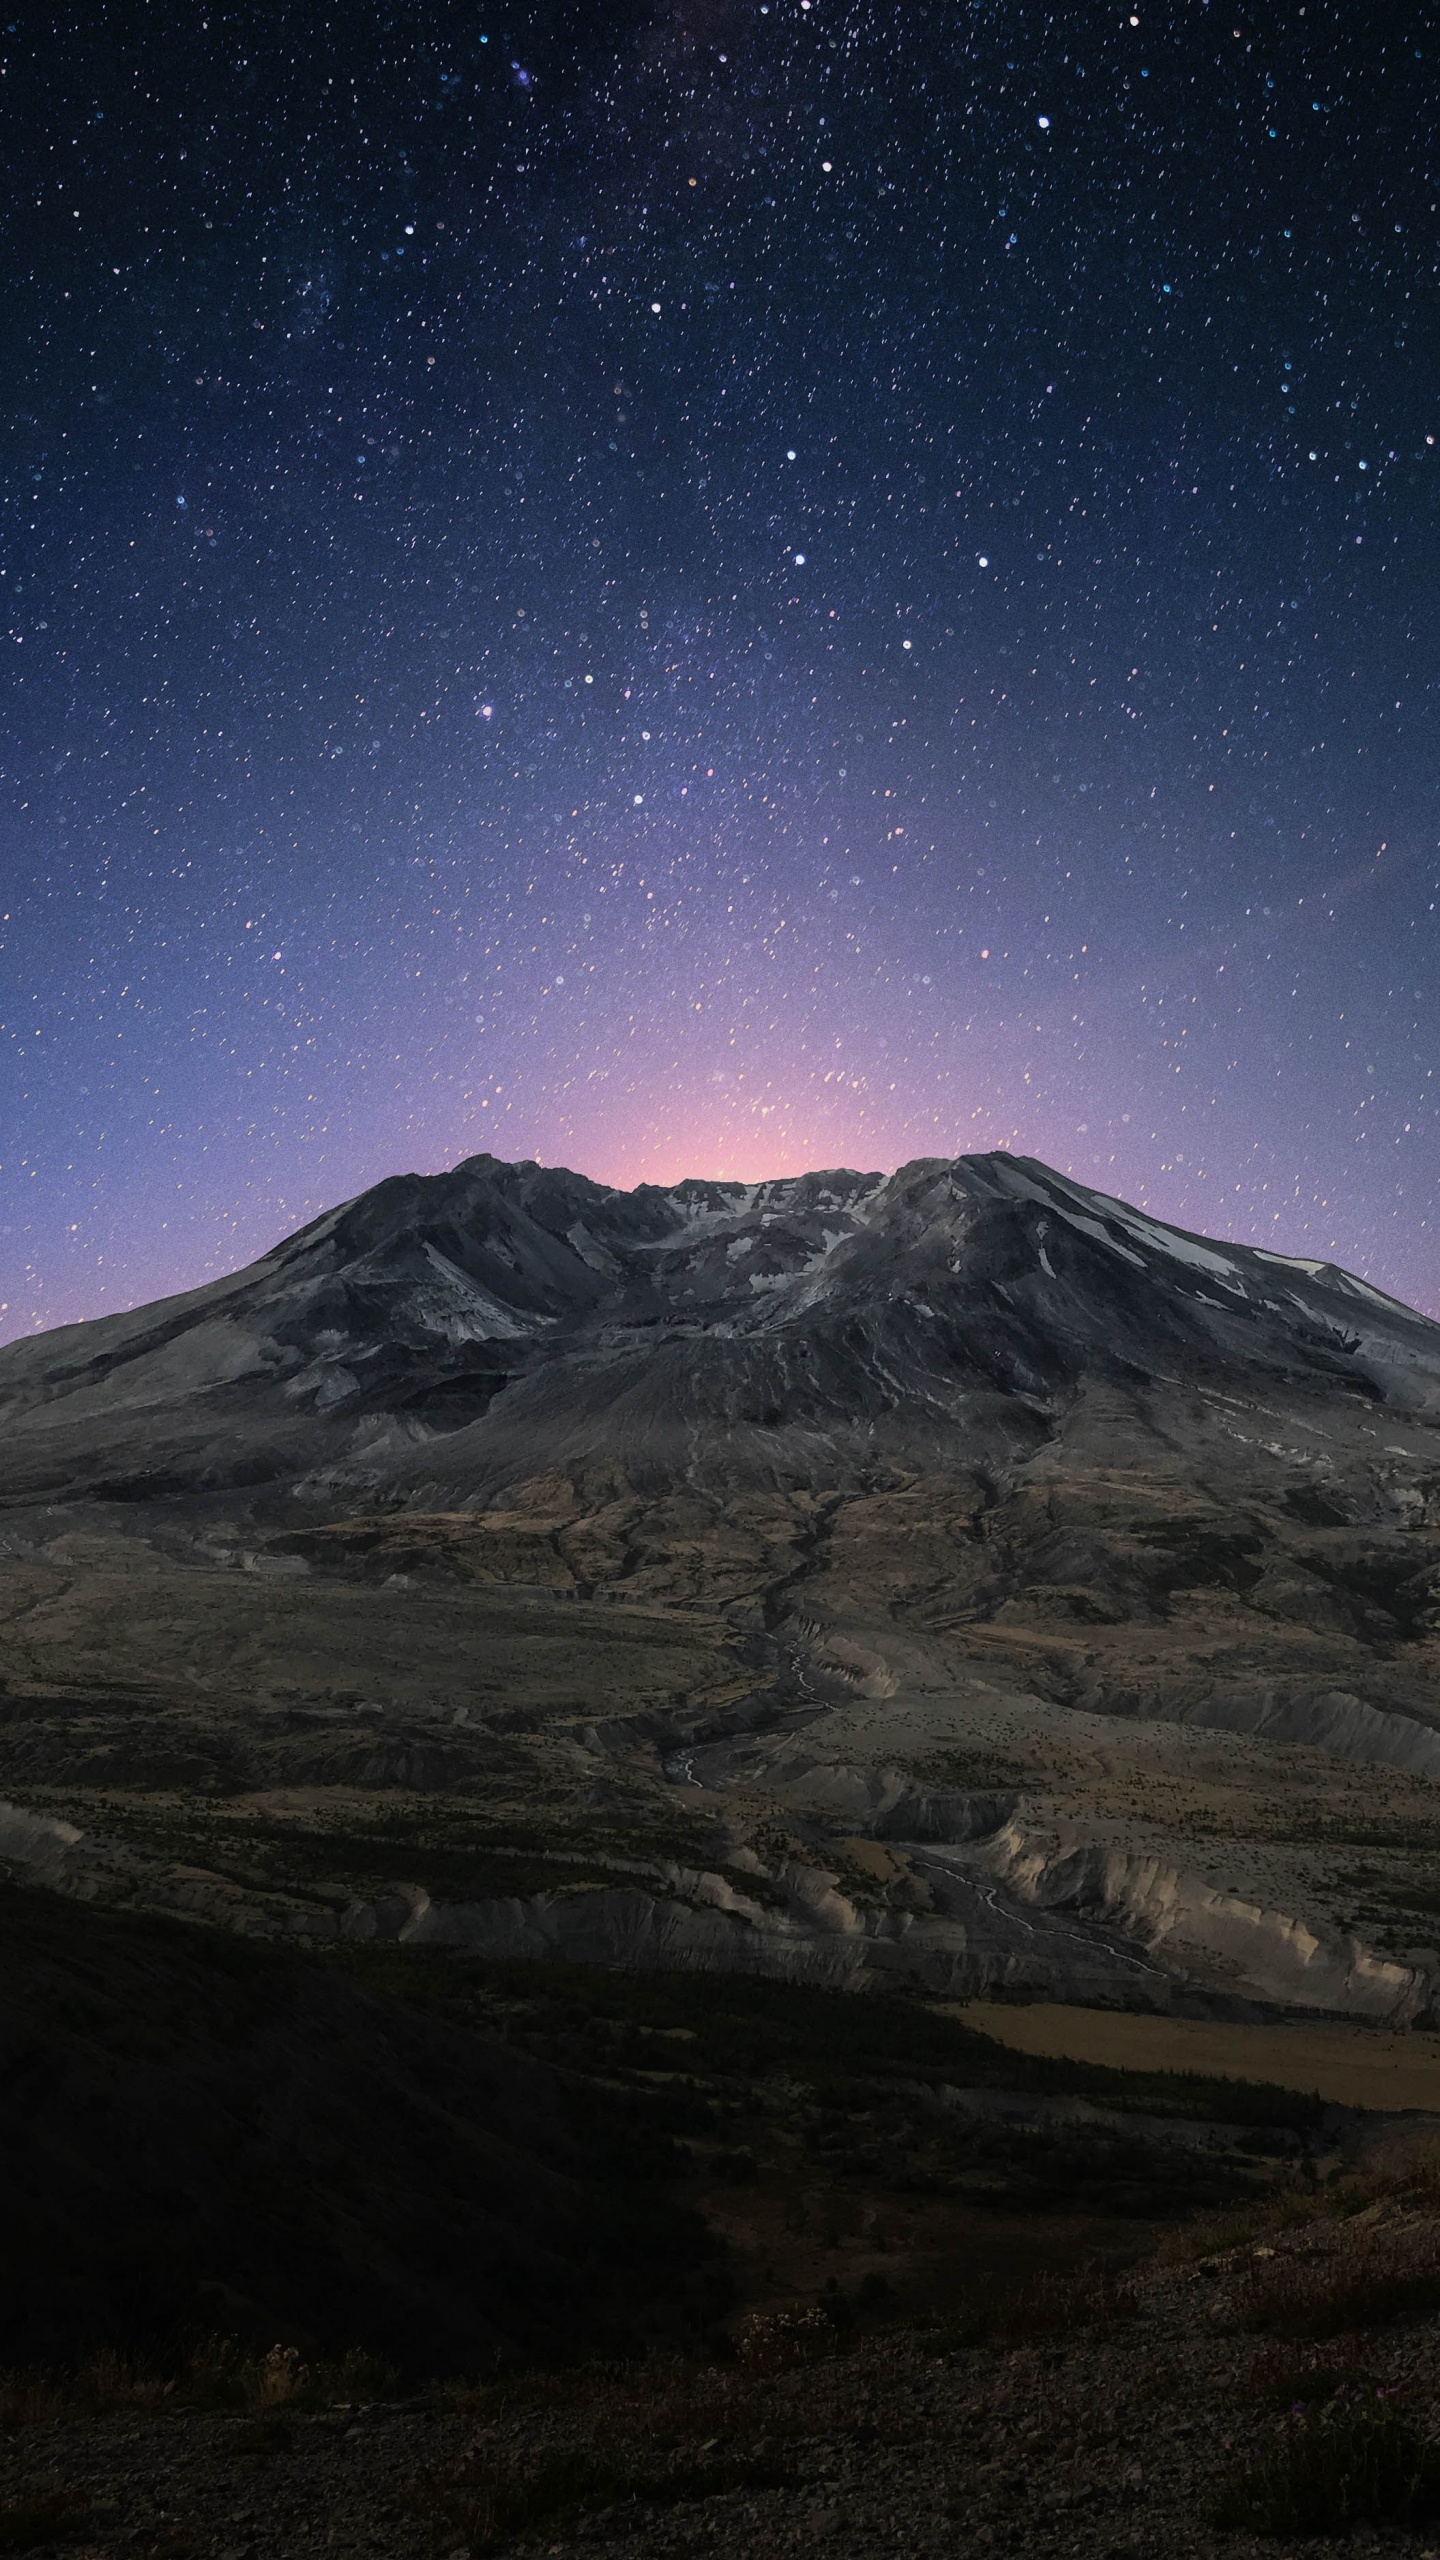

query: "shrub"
xmin=735 ymin=2307 xmax=837 ymax=2375
xmin=992 ymin=2267 xmax=1138 ymax=2345
xmin=0 ymin=2494 xmax=90 ymax=2553
xmin=1352 ymin=2135 xmax=1440 ymax=2206
xmin=1163 ymin=2191 xmax=1328 ymax=2265
xmin=0 ymin=2352 xmax=170 ymax=2427
xmin=921 ymin=2264 xmax=1138 ymax=2353
xmin=0 ymin=2338 xmax=398 ymax=2428
xmin=917 ymin=2304 xmax=987 ymax=2356
xmin=1235 ymin=2240 xmax=1440 ymax=2339
xmin=1237 ymin=2349 xmax=1378 ymax=2410
xmin=0 ymin=2378 xmax=65 ymax=2430
xmin=255 ymin=2344 xmax=306 ymax=2407
xmin=1209 ymin=2390 xmax=1440 ymax=2535
xmin=309 ymin=2346 xmax=398 ymax=2404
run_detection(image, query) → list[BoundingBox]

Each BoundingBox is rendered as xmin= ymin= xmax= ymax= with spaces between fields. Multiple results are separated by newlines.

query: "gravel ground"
xmin=8 ymin=2213 xmax=1440 ymax=2560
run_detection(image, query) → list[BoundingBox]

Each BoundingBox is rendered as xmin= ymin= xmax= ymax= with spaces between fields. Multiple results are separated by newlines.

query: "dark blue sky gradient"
xmin=3 ymin=0 xmax=1438 ymax=1337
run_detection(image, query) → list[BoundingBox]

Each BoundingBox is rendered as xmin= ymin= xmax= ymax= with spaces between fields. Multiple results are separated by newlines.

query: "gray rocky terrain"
xmin=10 ymin=2128 xmax=1440 ymax=2560
xmin=8 ymin=1134 xmax=1440 ymax=2557
xmin=4 ymin=1147 xmax=1440 ymax=2031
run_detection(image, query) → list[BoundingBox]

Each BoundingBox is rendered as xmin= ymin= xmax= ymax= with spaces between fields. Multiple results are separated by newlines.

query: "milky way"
xmin=2 ymin=0 xmax=1437 ymax=1338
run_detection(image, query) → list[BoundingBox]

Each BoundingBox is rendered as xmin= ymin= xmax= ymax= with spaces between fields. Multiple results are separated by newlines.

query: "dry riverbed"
xmin=961 ymin=2005 xmax=1440 ymax=2114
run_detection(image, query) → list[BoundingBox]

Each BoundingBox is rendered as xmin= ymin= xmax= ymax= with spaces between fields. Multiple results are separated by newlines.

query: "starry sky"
xmin=2 ymin=0 xmax=1438 ymax=1341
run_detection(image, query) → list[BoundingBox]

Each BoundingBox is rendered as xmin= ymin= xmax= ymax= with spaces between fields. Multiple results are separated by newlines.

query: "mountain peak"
xmin=0 ymin=1148 xmax=1435 ymax=1519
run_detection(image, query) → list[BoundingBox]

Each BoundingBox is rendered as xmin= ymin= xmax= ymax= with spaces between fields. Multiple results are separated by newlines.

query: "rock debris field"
xmin=12 ymin=2159 xmax=1440 ymax=2560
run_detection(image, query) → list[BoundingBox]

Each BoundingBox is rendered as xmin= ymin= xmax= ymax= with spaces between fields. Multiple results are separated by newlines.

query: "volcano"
xmin=1 ymin=1149 xmax=1433 ymax=1518
xmin=4 ymin=1152 xmax=1440 ymax=2034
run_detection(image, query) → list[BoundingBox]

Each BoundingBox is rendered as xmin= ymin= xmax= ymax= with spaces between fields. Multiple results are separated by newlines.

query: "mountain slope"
xmin=6 ymin=1152 xmax=1440 ymax=2030
xmin=1 ymin=1150 xmax=1436 ymax=1518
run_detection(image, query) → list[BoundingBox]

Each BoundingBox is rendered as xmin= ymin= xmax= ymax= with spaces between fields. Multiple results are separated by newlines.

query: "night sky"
xmin=3 ymin=0 xmax=1438 ymax=1342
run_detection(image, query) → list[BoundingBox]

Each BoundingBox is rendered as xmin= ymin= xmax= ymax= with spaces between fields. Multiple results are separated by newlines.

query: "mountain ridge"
xmin=2 ymin=1148 xmax=1435 ymax=1520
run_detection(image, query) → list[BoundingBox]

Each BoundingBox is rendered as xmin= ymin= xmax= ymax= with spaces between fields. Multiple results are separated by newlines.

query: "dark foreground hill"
xmin=0 ymin=1882 xmax=717 ymax=2373
xmin=5 ymin=2118 xmax=1440 ymax=2560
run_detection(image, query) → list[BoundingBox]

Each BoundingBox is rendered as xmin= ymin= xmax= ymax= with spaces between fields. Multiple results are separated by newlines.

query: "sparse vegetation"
xmin=1164 ymin=2189 xmax=1332 ymax=2263
xmin=330 ymin=1947 xmax=1327 ymax=2134
xmin=449 ymin=2352 xmax=779 ymax=2434
xmin=1235 ymin=2236 xmax=1440 ymax=2339
xmin=918 ymin=2263 xmax=1139 ymax=2353
xmin=0 ymin=2494 xmax=90 ymax=2552
xmin=403 ymin=2433 xmax=790 ymax=2554
xmin=1208 ymin=2390 xmax=1440 ymax=2535
xmin=734 ymin=2306 xmax=838 ymax=2372
xmin=0 ymin=2340 xmax=398 ymax=2430
xmin=902 ymin=1747 xmax=1032 ymax=1790
xmin=1237 ymin=2348 xmax=1380 ymax=2409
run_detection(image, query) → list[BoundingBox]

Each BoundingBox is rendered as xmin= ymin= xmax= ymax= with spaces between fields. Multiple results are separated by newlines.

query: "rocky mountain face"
xmin=5 ymin=1149 xmax=1440 ymax=2034
xmin=2 ymin=1148 xmax=1435 ymax=1515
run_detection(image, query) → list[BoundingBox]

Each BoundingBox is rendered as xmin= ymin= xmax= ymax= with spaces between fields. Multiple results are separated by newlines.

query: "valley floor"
xmin=960 ymin=2005 xmax=1440 ymax=2114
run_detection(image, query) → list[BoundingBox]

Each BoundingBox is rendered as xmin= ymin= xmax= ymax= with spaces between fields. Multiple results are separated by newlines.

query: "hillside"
xmin=4 ymin=1150 xmax=1440 ymax=2027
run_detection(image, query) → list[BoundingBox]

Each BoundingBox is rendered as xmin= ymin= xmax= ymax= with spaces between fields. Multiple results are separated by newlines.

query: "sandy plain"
xmin=961 ymin=1998 xmax=1440 ymax=2111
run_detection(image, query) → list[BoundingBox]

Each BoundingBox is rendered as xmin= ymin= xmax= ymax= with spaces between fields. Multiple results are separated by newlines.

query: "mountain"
xmin=1 ymin=1148 xmax=1435 ymax=1518
xmin=5 ymin=1149 xmax=1440 ymax=2035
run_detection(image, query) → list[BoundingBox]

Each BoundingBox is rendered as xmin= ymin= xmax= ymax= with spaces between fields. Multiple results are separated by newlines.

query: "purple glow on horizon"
xmin=2 ymin=1 xmax=1436 ymax=1341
